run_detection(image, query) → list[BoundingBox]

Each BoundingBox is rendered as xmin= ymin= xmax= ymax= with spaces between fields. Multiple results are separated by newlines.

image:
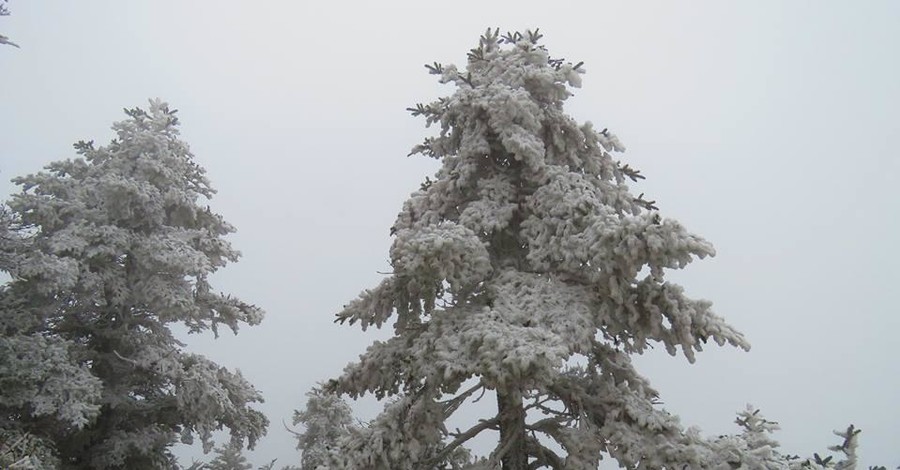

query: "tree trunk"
xmin=496 ymin=386 xmax=527 ymax=470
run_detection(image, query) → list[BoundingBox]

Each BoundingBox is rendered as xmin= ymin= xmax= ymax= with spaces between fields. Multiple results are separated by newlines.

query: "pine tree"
xmin=323 ymin=29 xmax=754 ymax=469
xmin=2 ymin=100 xmax=267 ymax=468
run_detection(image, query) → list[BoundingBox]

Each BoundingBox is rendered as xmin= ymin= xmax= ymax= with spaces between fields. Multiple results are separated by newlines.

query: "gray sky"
xmin=2 ymin=1 xmax=898 ymax=467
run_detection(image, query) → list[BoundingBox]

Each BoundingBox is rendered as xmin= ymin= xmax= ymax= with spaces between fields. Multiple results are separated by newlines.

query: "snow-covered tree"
xmin=2 ymin=100 xmax=267 ymax=468
xmin=312 ymin=30 xmax=895 ymax=470
xmin=320 ymin=29 xmax=760 ymax=469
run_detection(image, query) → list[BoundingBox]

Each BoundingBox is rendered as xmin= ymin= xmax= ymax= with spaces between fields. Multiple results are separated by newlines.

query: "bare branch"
xmin=424 ymin=416 xmax=500 ymax=466
xmin=439 ymin=380 xmax=485 ymax=417
xmin=526 ymin=415 xmax=572 ymax=433
xmin=526 ymin=435 xmax=564 ymax=469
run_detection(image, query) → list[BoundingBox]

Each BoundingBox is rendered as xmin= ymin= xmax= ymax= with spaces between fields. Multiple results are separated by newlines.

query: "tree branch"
xmin=439 ymin=380 xmax=484 ymax=417
xmin=526 ymin=435 xmax=564 ymax=469
xmin=425 ymin=416 xmax=499 ymax=466
xmin=282 ymin=418 xmax=301 ymax=438
xmin=526 ymin=415 xmax=571 ymax=433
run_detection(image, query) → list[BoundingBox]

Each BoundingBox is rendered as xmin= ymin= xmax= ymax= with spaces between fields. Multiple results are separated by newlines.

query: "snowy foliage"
xmin=206 ymin=440 xmax=254 ymax=470
xmin=313 ymin=29 xmax=832 ymax=469
xmin=292 ymin=385 xmax=356 ymax=470
xmin=0 ymin=100 xmax=267 ymax=468
xmin=0 ymin=332 xmax=102 ymax=428
xmin=185 ymin=439 xmax=299 ymax=470
xmin=1 ymin=204 xmax=101 ymax=469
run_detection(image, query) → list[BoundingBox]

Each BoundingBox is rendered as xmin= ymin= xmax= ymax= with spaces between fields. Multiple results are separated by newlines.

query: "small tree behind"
xmin=207 ymin=440 xmax=253 ymax=470
xmin=292 ymin=385 xmax=355 ymax=470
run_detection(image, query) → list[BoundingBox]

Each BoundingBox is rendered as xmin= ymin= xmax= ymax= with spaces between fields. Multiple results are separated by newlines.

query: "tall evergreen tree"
xmin=323 ymin=29 xmax=754 ymax=469
xmin=2 ymin=100 xmax=267 ymax=468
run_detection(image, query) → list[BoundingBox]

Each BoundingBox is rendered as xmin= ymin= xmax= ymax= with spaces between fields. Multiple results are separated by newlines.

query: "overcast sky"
xmin=2 ymin=1 xmax=898 ymax=468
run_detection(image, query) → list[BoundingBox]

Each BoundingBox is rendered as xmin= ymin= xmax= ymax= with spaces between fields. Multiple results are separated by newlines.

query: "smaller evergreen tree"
xmin=292 ymin=385 xmax=355 ymax=470
xmin=2 ymin=100 xmax=267 ymax=468
xmin=207 ymin=440 xmax=253 ymax=470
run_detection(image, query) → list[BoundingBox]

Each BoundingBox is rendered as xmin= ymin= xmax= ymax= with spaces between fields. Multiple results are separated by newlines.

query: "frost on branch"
xmin=1 ymin=100 xmax=266 ymax=467
xmin=292 ymin=385 xmax=356 ymax=470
